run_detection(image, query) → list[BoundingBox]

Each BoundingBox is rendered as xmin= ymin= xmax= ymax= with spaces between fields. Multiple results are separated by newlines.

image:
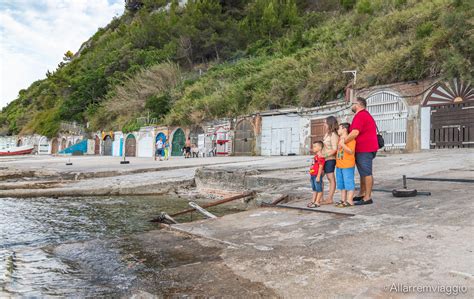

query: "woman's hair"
xmin=326 ymin=116 xmax=339 ymax=135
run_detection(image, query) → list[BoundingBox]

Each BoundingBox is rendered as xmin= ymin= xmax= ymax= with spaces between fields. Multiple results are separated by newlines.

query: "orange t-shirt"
xmin=336 ymin=140 xmax=356 ymax=169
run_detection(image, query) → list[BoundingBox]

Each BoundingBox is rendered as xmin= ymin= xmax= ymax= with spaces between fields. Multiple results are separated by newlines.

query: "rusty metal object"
xmin=271 ymin=194 xmax=289 ymax=205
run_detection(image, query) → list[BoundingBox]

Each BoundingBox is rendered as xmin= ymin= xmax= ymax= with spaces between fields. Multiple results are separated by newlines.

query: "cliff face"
xmin=0 ymin=0 xmax=472 ymax=137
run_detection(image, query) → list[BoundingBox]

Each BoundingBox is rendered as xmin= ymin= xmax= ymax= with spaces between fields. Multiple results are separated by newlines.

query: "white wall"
xmin=420 ymin=106 xmax=431 ymax=150
xmin=261 ymin=114 xmax=302 ymax=155
xmin=87 ymin=139 xmax=95 ymax=155
xmin=137 ymin=130 xmax=153 ymax=157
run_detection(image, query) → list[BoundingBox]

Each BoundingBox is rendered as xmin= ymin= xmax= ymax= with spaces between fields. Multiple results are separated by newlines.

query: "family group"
xmin=308 ymin=97 xmax=380 ymax=208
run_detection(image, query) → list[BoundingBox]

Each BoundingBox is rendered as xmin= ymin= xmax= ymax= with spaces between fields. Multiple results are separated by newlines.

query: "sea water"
xmin=0 ymin=195 xmax=243 ymax=297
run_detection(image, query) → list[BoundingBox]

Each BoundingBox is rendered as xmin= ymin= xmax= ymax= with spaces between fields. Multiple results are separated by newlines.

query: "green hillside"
xmin=1 ymin=0 xmax=472 ymax=137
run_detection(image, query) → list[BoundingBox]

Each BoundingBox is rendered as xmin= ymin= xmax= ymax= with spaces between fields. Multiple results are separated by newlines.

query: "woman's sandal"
xmin=334 ymin=201 xmax=343 ymax=206
xmin=335 ymin=202 xmax=346 ymax=207
xmin=342 ymin=202 xmax=354 ymax=207
xmin=307 ymin=202 xmax=320 ymax=208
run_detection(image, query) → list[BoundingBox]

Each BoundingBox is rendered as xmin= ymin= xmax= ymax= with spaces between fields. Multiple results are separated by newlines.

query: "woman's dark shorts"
xmin=355 ymin=152 xmax=377 ymax=177
xmin=324 ymin=159 xmax=336 ymax=174
xmin=185 ymin=147 xmax=191 ymax=154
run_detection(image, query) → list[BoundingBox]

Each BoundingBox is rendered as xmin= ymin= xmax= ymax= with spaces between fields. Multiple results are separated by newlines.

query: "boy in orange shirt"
xmin=335 ymin=123 xmax=356 ymax=207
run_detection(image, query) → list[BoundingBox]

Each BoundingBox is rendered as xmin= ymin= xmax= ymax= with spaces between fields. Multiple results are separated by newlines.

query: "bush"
xmin=356 ymin=0 xmax=373 ymax=15
xmin=340 ymin=0 xmax=356 ymax=10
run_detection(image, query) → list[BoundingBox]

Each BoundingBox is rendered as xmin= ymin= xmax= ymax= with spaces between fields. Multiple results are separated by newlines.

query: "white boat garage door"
xmin=366 ymin=91 xmax=408 ymax=150
xmin=261 ymin=114 xmax=300 ymax=155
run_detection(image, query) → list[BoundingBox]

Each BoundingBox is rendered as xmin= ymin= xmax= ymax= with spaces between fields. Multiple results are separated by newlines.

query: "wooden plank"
xmin=170 ymin=191 xmax=255 ymax=217
xmin=447 ymin=127 xmax=453 ymax=148
xmin=454 ymin=126 xmax=459 ymax=147
xmin=469 ymin=126 xmax=474 ymax=148
xmin=188 ymin=202 xmax=217 ymax=219
xmin=430 ymin=128 xmax=435 ymax=149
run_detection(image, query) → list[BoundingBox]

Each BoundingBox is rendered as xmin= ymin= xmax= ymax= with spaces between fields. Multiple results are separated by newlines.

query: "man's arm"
xmin=345 ymin=129 xmax=359 ymax=143
xmin=341 ymin=142 xmax=354 ymax=155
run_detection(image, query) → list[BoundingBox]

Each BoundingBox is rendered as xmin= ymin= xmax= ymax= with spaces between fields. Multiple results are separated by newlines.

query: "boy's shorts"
xmin=336 ymin=167 xmax=355 ymax=191
xmin=156 ymin=149 xmax=164 ymax=156
xmin=310 ymin=175 xmax=323 ymax=192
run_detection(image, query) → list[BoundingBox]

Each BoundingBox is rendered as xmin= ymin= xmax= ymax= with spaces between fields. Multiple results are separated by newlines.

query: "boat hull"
xmin=0 ymin=146 xmax=34 ymax=156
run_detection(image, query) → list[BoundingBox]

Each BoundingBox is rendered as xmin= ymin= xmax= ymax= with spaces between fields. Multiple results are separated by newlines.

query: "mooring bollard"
xmin=120 ymin=155 xmax=130 ymax=164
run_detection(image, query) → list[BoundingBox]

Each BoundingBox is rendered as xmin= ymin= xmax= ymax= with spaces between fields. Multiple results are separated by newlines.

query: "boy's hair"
xmin=339 ymin=122 xmax=350 ymax=132
xmin=313 ymin=140 xmax=324 ymax=148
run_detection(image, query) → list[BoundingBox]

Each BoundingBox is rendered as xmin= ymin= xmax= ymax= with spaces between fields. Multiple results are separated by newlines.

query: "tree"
xmin=125 ymin=0 xmax=143 ymax=11
xmin=145 ymin=93 xmax=172 ymax=120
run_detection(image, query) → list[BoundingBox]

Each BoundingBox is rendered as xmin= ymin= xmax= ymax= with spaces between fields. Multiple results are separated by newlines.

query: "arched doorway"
xmin=234 ymin=119 xmax=255 ymax=155
xmin=156 ymin=132 xmax=167 ymax=143
xmin=51 ymin=138 xmax=59 ymax=154
xmin=366 ymin=91 xmax=408 ymax=150
xmin=171 ymin=128 xmax=185 ymax=156
xmin=94 ymin=135 xmax=100 ymax=155
xmin=61 ymin=138 xmax=67 ymax=151
xmin=103 ymin=135 xmax=113 ymax=156
xmin=125 ymin=134 xmax=136 ymax=157
xmin=155 ymin=132 xmax=167 ymax=157
xmin=39 ymin=137 xmax=49 ymax=154
xmin=67 ymin=141 xmax=72 ymax=148
xmin=17 ymin=139 xmax=22 ymax=147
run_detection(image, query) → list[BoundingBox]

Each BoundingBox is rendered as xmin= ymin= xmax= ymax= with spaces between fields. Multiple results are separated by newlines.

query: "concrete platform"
xmin=3 ymin=149 xmax=472 ymax=297
xmin=169 ymin=178 xmax=473 ymax=298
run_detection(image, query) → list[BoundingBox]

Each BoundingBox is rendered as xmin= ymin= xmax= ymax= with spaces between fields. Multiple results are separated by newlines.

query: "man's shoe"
xmin=353 ymin=196 xmax=364 ymax=201
xmin=355 ymin=199 xmax=373 ymax=205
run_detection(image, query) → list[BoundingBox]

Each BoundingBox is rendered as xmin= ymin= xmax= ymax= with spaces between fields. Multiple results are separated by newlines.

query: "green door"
xmin=171 ymin=128 xmax=185 ymax=156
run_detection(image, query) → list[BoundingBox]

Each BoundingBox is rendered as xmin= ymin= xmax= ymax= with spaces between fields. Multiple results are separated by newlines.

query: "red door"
xmin=94 ymin=136 xmax=100 ymax=155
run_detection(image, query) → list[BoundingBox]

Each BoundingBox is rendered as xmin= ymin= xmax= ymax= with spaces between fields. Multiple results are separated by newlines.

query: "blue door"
xmin=156 ymin=132 xmax=167 ymax=143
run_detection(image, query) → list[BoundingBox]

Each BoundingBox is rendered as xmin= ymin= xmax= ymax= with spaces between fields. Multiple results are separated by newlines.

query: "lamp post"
xmin=342 ymin=70 xmax=357 ymax=103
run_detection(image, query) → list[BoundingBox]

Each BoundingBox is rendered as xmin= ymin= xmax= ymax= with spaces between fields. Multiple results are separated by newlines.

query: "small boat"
xmin=0 ymin=145 xmax=34 ymax=156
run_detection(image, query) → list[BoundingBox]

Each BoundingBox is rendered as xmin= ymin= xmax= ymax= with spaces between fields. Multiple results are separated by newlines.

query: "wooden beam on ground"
xmin=170 ymin=191 xmax=255 ymax=217
xmin=188 ymin=202 xmax=217 ymax=219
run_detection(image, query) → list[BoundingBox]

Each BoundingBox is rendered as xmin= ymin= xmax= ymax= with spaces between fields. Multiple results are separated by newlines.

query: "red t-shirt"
xmin=350 ymin=109 xmax=379 ymax=153
xmin=309 ymin=155 xmax=325 ymax=176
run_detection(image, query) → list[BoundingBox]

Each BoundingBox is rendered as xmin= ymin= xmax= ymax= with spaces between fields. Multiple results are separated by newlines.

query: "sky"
xmin=0 ymin=0 xmax=124 ymax=108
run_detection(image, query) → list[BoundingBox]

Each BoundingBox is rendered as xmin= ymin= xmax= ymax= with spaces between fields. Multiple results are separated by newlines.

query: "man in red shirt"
xmin=343 ymin=97 xmax=378 ymax=205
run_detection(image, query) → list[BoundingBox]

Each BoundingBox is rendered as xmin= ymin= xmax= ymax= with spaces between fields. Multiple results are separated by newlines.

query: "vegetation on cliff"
xmin=0 ymin=0 xmax=472 ymax=136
